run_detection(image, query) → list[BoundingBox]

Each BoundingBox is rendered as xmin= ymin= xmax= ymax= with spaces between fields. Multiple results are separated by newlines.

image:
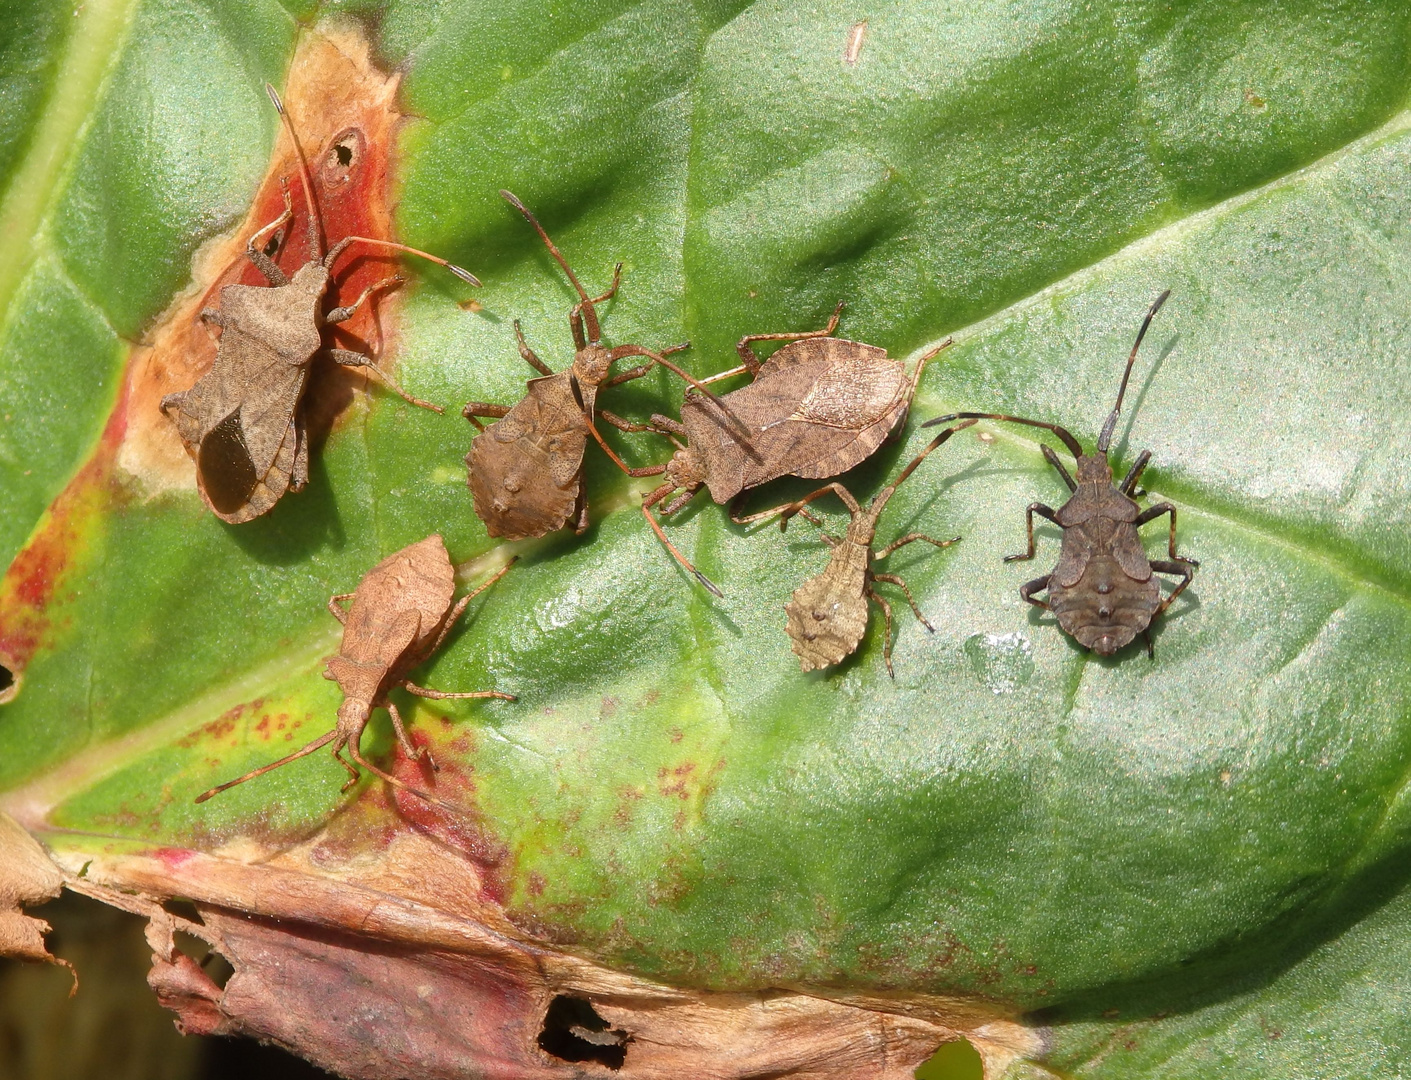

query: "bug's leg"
xmin=872 ymin=572 xmax=934 ymax=633
xmin=1019 ymin=574 xmax=1052 ymax=610
xmin=325 ymin=276 xmax=402 ymax=324
xmin=197 ymin=307 xmax=225 ymax=346
xmin=866 ymin=587 xmax=897 ymax=679
xmin=385 ymin=699 xmax=434 ymax=770
xmin=462 ymin=402 xmax=511 ymax=431
xmin=192 ymin=730 xmax=338 ymax=803
xmin=734 ymin=301 xmax=844 ymax=376
xmin=874 ymin=532 xmax=961 ymax=560
xmin=1042 ymin=445 xmax=1078 ymax=493
xmin=346 ymin=737 xmax=463 ymax=813
xmin=570 ymin=262 xmax=623 ymax=349
xmin=290 ymin=416 xmax=309 ymax=491
xmin=512 ymin=320 xmax=555 ymax=376
xmin=1135 ymin=502 xmax=1200 ymax=566
xmin=326 ymin=592 xmax=354 ymax=624
xmin=1119 ymin=449 xmax=1152 ymax=496
xmin=732 ymin=483 xmax=860 ymax=529
xmin=602 ymin=363 xmax=654 ymax=388
xmin=573 ymin=471 xmax=590 ymax=534
xmin=1004 ymin=504 xmax=1060 ymax=562
xmin=328 ymin=348 xmax=444 ymax=414
xmin=599 ymin=409 xmax=661 ymax=434
xmin=581 ymin=414 xmax=672 ymax=478
xmin=402 ymin=682 xmax=516 ymax=703
xmin=245 ymin=179 xmax=293 ymax=286
xmin=331 ymin=744 xmax=363 ymax=792
xmin=1143 ymin=628 xmax=1155 ymax=659
xmin=1150 ymin=559 xmax=1196 ymax=614
xmin=430 ymin=558 xmax=517 ymax=653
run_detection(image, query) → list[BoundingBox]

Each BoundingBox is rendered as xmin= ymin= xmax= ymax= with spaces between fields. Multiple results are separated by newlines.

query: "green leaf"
xmin=3 ymin=2 xmax=1411 ymax=1076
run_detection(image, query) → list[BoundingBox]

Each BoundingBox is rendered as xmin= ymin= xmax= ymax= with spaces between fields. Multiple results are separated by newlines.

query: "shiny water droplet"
xmin=964 ymin=632 xmax=1034 ymax=695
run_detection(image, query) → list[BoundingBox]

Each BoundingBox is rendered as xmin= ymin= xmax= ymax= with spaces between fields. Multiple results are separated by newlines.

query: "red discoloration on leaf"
xmin=118 ymin=25 xmax=423 ymax=496
xmin=0 ymin=400 xmax=126 ymax=678
xmin=154 ymin=847 xmax=197 ymax=869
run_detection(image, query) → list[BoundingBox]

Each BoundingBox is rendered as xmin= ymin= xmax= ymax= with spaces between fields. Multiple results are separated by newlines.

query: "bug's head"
xmin=335 ymin=696 xmax=372 ymax=739
xmin=665 ymin=446 xmax=707 ymax=494
xmin=572 ymin=341 xmax=614 ymax=386
xmin=1075 ymin=453 xmax=1113 ymax=485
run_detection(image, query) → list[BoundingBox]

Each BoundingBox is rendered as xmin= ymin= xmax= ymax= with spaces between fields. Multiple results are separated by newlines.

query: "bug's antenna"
xmin=501 ymin=189 xmax=607 ymax=342
xmin=266 ymin=83 xmax=324 ymax=260
xmin=924 ymin=411 xmax=1084 ymax=461
xmin=195 ymin=730 xmax=337 ymax=802
xmin=331 ymin=236 xmax=480 ymax=286
xmin=1098 ymin=289 xmax=1171 ymax=453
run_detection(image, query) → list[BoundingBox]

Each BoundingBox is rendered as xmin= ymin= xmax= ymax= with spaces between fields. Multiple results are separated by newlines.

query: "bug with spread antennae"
xmin=161 ymin=84 xmax=479 ymax=524
xmin=462 ymin=191 xmax=731 ymax=541
xmin=732 ymin=419 xmax=976 ymax=676
xmin=196 ymin=535 xmax=514 ymax=813
xmin=925 ymin=289 xmax=1197 ymax=656
xmin=583 ymin=308 xmax=952 ymax=595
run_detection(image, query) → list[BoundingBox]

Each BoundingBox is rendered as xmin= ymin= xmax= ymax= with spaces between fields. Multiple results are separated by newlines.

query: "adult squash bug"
xmin=586 ymin=307 xmax=950 ymax=594
xmin=161 ymin=85 xmax=477 ymax=523
xmin=926 ymin=290 xmax=1198 ymax=656
xmin=461 ymin=191 xmax=729 ymax=541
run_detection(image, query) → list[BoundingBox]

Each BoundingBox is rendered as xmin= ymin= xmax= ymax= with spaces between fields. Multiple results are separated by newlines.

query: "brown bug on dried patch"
xmin=462 ymin=191 xmax=730 ymax=542
xmin=161 ymin=84 xmax=477 ymax=524
xmin=736 ymin=420 xmax=975 ymax=676
xmin=585 ymin=307 xmax=951 ymax=594
xmin=926 ymin=289 xmax=1198 ymax=656
xmin=195 ymin=534 xmax=514 ymax=809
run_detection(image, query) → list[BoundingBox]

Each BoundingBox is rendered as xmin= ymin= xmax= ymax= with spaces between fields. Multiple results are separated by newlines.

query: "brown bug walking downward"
xmin=161 ymin=84 xmax=477 ymax=524
xmin=735 ymin=420 xmax=975 ymax=676
xmin=585 ymin=306 xmax=951 ymax=594
xmin=195 ymin=534 xmax=515 ymax=810
xmin=462 ymin=191 xmax=728 ymax=541
xmin=925 ymin=289 xmax=1198 ymax=657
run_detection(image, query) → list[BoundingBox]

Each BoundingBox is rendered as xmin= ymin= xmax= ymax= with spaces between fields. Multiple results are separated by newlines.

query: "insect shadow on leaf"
xmin=195 ymin=535 xmax=514 ymax=812
xmin=925 ymin=289 xmax=1198 ymax=657
xmin=161 ymin=84 xmax=479 ymax=524
xmin=584 ymin=306 xmax=952 ymax=597
xmin=462 ymin=191 xmax=735 ymax=546
xmin=735 ymin=419 xmax=975 ymax=676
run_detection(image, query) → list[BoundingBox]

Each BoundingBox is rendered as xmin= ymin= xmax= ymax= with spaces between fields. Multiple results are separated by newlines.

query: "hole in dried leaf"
xmin=538 ymin=995 xmax=629 ymax=1070
xmin=334 ymin=143 xmax=352 ymax=166
xmin=915 ymin=1036 xmax=983 ymax=1080
xmin=162 ymin=899 xmax=204 ymax=926
xmin=0 ymin=664 xmax=14 ymax=703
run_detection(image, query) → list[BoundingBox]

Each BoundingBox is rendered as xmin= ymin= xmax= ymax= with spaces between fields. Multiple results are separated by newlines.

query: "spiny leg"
xmin=331 ymin=744 xmax=363 ymax=792
xmin=429 ymin=558 xmax=517 ymax=654
xmin=735 ymin=301 xmax=844 ymax=374
xmin=1135 ymin=502 xmax=1199 ymax=565
xmin=386 ymin=699 xmax=433 ymax=769
xmin=570 ymin=262 xmax=623 ymax=347
xmin=602 ymin=364 xmax=654 ymax=388
xmin=329 ymin=348 xmax=444 ymax=413
xmin=866 ymin=587 xmax=897 ymax=679
xmin=512 ymin=320 xmax=555 ymax=376
xmin=245 ymin=178 xmax=293 ymax=286
xmin=325 ymin=275 xmax=402 ymax=324
xmin=1005 ymin=503 xmax=1061 ymax=563
xmin=346 ymin=739 xmax=464 ymax=814
xmin=874 ymin=532 xmax=960 ymax=560
xmin=462 ymin=401 xmax=510 ymax=432
xmin=326 ymin=592 xmax=354 ymax=624
xmin=1019 ymin=574 xmax=1052 ymax=610
xmin=1150 ymin=559 xmax=1195 ymax=614
xmin=872 ymin=572 xmax=934 ymax=633
xmin=581 ymin=414 xmax=672 ymax=477
xmin=731 ymin=482 xmax=861 ymax=528
xmin=403 ymin=682 xmax=516 ymax=702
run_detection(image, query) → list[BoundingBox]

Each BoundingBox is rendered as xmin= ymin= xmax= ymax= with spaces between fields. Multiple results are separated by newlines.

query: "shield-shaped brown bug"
xmin=161 ymin=85 xmax=477 ymax=523
xmin=925 ymin=290 xmax=1198 ymax=656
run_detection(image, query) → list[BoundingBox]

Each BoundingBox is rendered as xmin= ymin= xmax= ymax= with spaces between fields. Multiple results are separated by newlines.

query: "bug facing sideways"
xmin=162 ymin=84 xmax=477 ymax=524
xmin=927 ymin=290 xmax=1198 ymax=656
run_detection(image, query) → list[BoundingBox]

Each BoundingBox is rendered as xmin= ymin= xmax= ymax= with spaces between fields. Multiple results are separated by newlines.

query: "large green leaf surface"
xmin=3 ymin=1 xmax=1411 ymax=1075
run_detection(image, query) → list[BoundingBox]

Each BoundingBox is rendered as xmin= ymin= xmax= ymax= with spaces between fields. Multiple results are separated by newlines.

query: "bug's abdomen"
xmin=468 ymin=392 xmax=581 ymax=538
xmin=1048 ymin=555 xmax=1160 ymax=655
